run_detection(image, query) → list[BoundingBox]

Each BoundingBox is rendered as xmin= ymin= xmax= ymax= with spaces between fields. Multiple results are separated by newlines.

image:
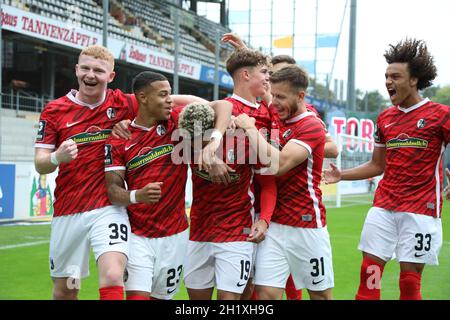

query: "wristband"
xmin=130 ymin=190 xmax=138 ymax=204
xmin=210 ymin=130 xmax=223 ymax=141
xmin=50 ymin=152 xmax=60 ymax=166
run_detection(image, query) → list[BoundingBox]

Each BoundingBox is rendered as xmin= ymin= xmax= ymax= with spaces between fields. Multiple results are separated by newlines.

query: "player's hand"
xmin=228 ymin=115 xmax=237 ymax=132
xmin=247 ymin=219 xmax=268 ymax=243
xmin=112 ymin=119 xmax=132 ymax=140
xmin=322 ymin=162 xmax=342 ymax=184
xmin=199 ymin=138 xmax=222 ymax=172
xmin=136 ymin=182 xmax=163 ymax=204
xmin=221 ymin=33 xmax=247 ymax=49
xmin=55 ymin=139 xmax=78 ymax=163
xmin=444 ymin=168 xmax=450 ymax=201
xmin=234 ymin=114 xmax=257 ymax=131
xmin=207 ymin=160 xmax=236 ymax=185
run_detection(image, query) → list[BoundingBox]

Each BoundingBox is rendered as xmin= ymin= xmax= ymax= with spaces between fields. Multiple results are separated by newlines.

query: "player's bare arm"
xmin=221 ymin=33 xmax=247 ymax=50
xmin=35 ymin=139 xmax=78 ymax=174
xmin=235 ymin=113 xmax=309 ymax=176
xmin=199 ymin=100 xmax=235 ymax=182
xmin=324 ymin=136 xmax=339 ymax=159
xmin=105 ymin=170 xmax=162 ymax=205
xmin=322 ymin=146 xmax=386 ymax=184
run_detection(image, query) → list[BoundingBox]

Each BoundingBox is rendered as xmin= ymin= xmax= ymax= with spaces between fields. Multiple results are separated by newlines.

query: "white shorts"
xmin=254 ymin=222 xmax=334 ymax=292
xmin=49 ymin=205 xmax=130 ymax=279
xmin=184 ymin=241 xmax=255 ymax=294
xmin=124 ymin=229 xmax=189 ymax=300
xmin=358 ymin=207 xmax=443 ymax=265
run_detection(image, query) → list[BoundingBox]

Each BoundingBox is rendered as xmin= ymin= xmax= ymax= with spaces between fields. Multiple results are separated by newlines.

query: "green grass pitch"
xmin=0 ymin=201 xmax=448 ymax=300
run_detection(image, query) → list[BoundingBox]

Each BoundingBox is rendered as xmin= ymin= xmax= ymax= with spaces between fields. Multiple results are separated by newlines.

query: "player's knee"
xmin=308 ymin=288 xmax=332 ymax=300
xmin=53 ymin=286 xmax=78 ymax=300
xmin=101 ymin=268 xmax=125 ymax=286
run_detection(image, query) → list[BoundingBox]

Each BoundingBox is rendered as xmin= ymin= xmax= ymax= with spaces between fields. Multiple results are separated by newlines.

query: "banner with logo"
xmin=0 ymin=5 xmax=100 ymax=49
xmin=0 ymin=162 xmax=57 ymax=221
xmin=1 ymin=5 xmax=202 ymax=80
xmin=111 ymin=42 xmax=202 ymax=80
xmin=199 ymin=66 xmax=234 ymax=89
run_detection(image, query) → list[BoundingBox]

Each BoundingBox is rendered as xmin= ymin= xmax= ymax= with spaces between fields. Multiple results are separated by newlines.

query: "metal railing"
xmin=0 ymin=91 xmax=52 ymax=114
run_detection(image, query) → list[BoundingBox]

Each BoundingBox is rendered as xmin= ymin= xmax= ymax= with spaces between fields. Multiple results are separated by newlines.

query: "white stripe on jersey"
xmin=249 ymin=169 xmax=256 ymax=223
xmin=435 ymin=143 xmax=445 ymax=218
xmin=105 ymin=166 xmax=126 ymax=172
xmin=306 ymin=154 xmax=322 ymax=228
xmin=35 ymin=143 xmax=55 ymax=149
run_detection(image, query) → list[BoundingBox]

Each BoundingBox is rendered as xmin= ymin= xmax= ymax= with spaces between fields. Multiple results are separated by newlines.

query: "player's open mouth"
xmin=387 ymin=88 xmax=397 ymax=99
xmin=84 ymin=81 xmax=98 ymax=87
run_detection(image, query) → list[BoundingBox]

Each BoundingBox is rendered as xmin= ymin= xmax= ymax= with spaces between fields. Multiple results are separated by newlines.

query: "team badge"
xmin=36 ymin=120 xmax=46 ymax=141
xmin=106 ymin=107 xmax=116 ymax=120
xmin=417 ymin=119 xmax=426 ymax=129
xmin=283 ymin=129 xmax=292 ymax=139
xmin=227 ymin=149 xmax=235 ymax=162
xmin=157 ymin=124 xmax=166 ymax=136
xmin=104 ymin=144 xmax=113 ymax=165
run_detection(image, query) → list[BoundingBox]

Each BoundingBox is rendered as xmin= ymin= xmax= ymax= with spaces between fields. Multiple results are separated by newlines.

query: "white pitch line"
xmin=0 ymin=240 xmax=49 ymax=250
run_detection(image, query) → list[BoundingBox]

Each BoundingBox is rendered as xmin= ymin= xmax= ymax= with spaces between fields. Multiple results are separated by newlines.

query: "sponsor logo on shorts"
xmin=50 ymin=258 xmax=55 ymax=270
xmin=312 ymin=279 xmax=325 ymax=285
xmin=236 ymin=282 xmax=246 ymax=287
xmin=167 ymin=287 xmax=177 ymax=294
xmin=414 ymin=253 xmax=426 ymax=258
xmin=109 ymin=240 xmax=122 ymax=245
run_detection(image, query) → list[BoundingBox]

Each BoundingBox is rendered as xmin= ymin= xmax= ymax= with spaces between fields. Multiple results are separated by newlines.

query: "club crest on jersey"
xmin=417 ymin=119 xmax=426 ymax=129
xmin=386 ymin=133 xmax=428 ymax=149
xmin=156 ymin=124 xmax=166 ymax=136
xmin=227 ymin=149 xmax=235 ymax=162
xmin=69 ymin=126 xmax=112 ymax=145
xmin=283 ymin=129 xmax=292 ymax=139
xmin=126 ymin=144 xmax=174 ymax=171
xmin=106 ymin=107 xmax=116 ymax=120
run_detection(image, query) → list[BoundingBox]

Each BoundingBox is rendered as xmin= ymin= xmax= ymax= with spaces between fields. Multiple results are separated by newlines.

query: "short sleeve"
xmin=35 ymin=104 xmax=58 ymax=150
xmin=104 ymin=137 xmax=126 ymax=172
xmin=287 ymin=116 xmax=325 ymax=155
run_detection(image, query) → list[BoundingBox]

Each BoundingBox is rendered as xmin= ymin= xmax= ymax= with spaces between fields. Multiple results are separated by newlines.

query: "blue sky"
xmin=197 ymin=0 xmax=450 ymax=98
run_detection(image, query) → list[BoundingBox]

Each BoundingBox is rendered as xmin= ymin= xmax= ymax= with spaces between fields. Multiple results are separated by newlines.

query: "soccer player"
xmin=223 ymin=33 xmax=338 ymax=300
xmin=34 ymin=45 xmax=138 ymax=300
xmin=104 ymin=71 xmax=232 ymax=300
xmin=235 ymin=65 xmax=334 ymax=300
xmin=183 ymin=48 xmax=277 ymax=300
xmin=322 ymin=39 xmax=450 ymax=300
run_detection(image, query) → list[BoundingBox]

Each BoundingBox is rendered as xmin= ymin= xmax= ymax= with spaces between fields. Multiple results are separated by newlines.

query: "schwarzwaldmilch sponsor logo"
xmin=69 ymin=126 xmax=112 ymax=145
xmin=194 ymin=168 xmax=241 ymax=183
xmin=386 ymin=134 xmax=428 ymax=149
xmin=126 ymin=144 xmax=174 ymax=171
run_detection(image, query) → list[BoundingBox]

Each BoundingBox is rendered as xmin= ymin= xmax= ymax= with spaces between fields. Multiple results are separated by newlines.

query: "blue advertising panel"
xmin=0 ymin=164 xmax=16 ymax=219
xmin=200 ymin=66 xmax=234 ymax=89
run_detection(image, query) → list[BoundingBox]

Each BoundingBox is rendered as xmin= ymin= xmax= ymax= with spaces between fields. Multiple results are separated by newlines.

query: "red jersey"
xmin=35 ymin=89 xmax=137 ymax=217
xmin=373 ymin=99 xmax=450 ymax=218
xmin=105 ymin=108 xmax=189 ymax=238
xmin=189 ymin=95 xmax=271 ymax=242
xmin=272 ymin=112 xmax=327 ymax=228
